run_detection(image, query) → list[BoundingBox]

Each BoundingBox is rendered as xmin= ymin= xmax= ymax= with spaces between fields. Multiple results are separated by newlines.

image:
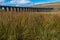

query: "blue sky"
xmin=0 ymin=0 xmax=60 ymax=7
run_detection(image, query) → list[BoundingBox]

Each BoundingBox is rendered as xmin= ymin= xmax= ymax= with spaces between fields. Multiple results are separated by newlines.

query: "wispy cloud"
xmin=34 ymin=1 xmax=60 ymax=5
xmin=10 ymin=0 xmax=31 ymax=4
xmin=34 ymin=2 xmax=50 ymax=5
xmin=0 ymin=0 xmax=60 ymax=6
xmin=0 ymin=0 xmax=32 ymax=6
xmin=0 ymin=0 xmax=4 ymax=2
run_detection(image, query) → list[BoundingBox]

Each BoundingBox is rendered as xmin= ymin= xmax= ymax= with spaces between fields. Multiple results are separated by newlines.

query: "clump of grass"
xmin=0 ymin=12 xmax=60 ymax=40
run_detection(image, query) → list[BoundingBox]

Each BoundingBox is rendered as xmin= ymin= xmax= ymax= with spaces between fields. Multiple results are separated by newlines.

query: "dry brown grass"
xmin=0 ymin=11 xmax=60 ymax=40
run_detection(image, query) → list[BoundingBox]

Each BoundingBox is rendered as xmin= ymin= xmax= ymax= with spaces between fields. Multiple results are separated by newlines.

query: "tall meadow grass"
xmin=0 ymin=12 xmax=60 ymax=40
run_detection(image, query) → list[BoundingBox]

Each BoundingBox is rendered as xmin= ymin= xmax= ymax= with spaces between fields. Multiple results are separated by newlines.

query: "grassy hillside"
xmin=32 ymin=2 xmax=60 ymax=8
xmin=0 ymin=12 xmax=60 ymax=40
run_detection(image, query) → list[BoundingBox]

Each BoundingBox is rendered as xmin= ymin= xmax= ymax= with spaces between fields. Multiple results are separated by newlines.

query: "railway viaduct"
xmin=0 ymin=6 xmax=54 ymax=12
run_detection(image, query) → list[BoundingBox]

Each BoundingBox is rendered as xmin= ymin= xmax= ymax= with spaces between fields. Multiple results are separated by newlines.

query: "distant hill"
xmin=32 ymin=2 xmax=60 ymax=8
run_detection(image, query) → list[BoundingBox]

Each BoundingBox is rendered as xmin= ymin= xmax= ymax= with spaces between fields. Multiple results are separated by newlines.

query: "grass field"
xmin=0 ymin=11 xmax=60 ymax=40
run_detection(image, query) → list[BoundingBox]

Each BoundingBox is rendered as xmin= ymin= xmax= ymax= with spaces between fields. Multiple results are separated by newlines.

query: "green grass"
xmin=0 ymin=12 xmax=60 ymax=40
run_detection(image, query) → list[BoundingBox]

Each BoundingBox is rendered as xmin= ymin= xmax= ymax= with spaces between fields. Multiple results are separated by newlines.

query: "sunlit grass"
xmin=0 ymin=12 xmax=60 ymax=40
